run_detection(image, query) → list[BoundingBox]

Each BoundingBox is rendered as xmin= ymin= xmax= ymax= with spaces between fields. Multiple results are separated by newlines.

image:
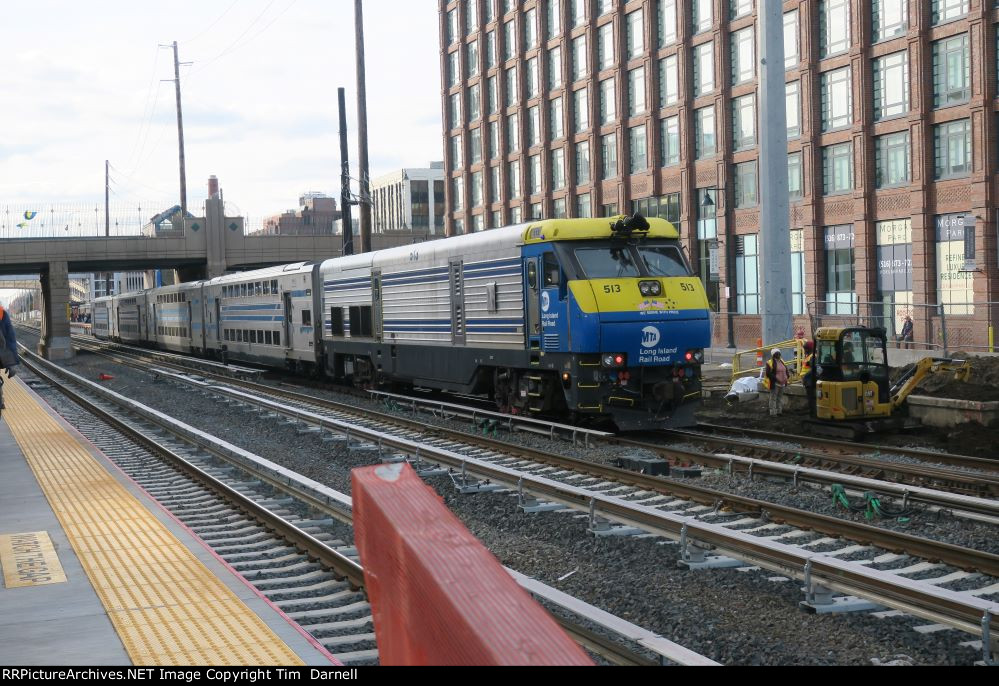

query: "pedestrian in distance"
xmin=899 ymin=316 xmax=914 ymax=350
xmin=764 ymin=348 xmax=789 ymax=417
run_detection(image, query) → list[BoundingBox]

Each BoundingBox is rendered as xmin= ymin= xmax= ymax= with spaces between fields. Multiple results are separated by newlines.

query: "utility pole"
xmin=164 ymin=41 xmax=190 ymax=221
xmin=338 ymin=88 xmax=354 ymax=257
xmin=105 ymin=160 xmax=110 ymax=237
xmin=758 ymin=0 xmax=793 ymax=345
xmin=354 ymin=0 xmax=372 ymax=253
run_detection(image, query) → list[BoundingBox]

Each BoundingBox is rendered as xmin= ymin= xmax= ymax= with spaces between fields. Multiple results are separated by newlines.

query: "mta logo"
xmin=641 ymin=326 xmax=660 ymax=348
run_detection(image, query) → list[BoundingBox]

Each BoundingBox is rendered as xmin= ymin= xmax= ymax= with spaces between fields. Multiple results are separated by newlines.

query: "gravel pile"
xmin=20 ymin=345 xmax=996 ymax=665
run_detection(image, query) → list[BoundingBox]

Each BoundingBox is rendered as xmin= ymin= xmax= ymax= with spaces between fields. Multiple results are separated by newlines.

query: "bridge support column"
xmin=38 ymin=261 xmax=74 ymax=361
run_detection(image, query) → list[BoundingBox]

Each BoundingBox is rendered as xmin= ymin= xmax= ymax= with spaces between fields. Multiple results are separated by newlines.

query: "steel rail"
xmin=20 ymin=347 xmax=712 ymax=667
xmin=128 ymin=372 xmax=999 ymax=640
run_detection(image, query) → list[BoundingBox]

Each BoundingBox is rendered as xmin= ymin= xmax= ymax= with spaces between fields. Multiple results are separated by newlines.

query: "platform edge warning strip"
xmin=3 ymin=378 xmax=305 ymax=666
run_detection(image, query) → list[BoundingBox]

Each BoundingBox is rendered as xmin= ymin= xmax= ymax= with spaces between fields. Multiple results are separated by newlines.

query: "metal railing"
xmin=808 ymin=300 xmax=999 ymax=356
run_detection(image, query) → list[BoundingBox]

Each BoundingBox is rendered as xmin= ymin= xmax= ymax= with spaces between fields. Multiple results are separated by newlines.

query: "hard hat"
xmin=771 ymin=348 xmax=780 ymax=357
xmin=804 ymin=340 xmax=814 ymax=353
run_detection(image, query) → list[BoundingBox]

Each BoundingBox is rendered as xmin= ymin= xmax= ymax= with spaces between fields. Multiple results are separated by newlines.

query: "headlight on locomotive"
xmin=638 ymin=280 xmax=662 ymax=296
xmin=602 ymin=353 xmax=627 ymax=368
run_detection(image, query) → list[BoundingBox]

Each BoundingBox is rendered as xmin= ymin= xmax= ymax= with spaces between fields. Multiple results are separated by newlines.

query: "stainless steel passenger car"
xmin=202 ymin=263 xmax=322 ymax=371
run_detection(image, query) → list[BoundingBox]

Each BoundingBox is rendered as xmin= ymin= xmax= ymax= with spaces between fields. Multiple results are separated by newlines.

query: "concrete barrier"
xmin=351 ymin=462 xmax=593 ymax=666
xmin=907 ymin=395 xmax=999 ymax=428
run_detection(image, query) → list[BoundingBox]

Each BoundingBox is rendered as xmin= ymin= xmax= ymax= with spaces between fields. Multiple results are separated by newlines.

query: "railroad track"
xmin=17 ymin=346 xmax=714 ymax=667
xmin=60 ymin=349 xmax=999 ymax=654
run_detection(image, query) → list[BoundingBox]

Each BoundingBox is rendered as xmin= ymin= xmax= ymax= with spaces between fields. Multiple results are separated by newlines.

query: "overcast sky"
xmin=0 ymin=0 xmax=444 ymax=224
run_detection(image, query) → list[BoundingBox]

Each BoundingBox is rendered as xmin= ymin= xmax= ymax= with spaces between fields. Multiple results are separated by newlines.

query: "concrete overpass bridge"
xmin=0 ymin=197 xmax=428 ymax=359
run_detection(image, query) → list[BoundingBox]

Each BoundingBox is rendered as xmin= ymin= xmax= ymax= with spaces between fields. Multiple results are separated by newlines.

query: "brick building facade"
xmin=439 ymin=0 xmax=999 ymax=350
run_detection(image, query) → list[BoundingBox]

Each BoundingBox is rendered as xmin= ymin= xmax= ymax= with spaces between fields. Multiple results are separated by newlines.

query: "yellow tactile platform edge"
xmin=3 ymin=378 xmax=304 ymax=666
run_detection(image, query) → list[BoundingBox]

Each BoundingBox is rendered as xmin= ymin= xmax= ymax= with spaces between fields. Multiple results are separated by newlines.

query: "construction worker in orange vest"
xmin=801 ymin=340 xmax=817 ymax=418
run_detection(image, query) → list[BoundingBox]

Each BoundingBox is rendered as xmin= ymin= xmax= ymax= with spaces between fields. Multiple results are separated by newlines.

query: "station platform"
xmin=0 ymin=377 xmax=339 ymax=666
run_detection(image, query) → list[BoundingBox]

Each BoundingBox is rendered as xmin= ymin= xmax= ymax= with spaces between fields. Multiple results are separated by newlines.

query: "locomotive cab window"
xmin=574 ymin=246 xmax=641 ymax=278
xmin=638 ymin=245 xmax=689 ymax=277
xmin=542 ymin=252 xmax=561 ymax=286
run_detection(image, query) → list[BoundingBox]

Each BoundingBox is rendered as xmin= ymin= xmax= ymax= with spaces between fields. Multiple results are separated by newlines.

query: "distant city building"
xmin=370 ymin=162 xmax=446 ymax=235
xmin=257 ymin=194 xmax=340 ymax=236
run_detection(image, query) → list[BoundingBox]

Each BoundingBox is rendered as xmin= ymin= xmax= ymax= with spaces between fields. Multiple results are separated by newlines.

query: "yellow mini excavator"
xmin=810 ymin=326 xmax=970 ymax=440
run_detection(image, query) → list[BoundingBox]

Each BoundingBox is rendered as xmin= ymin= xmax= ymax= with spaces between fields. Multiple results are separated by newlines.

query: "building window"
xmin=572 ymin=35 xmax=588 ymax=81
xmin=661 ymin=116 xmax=680 ymax=167
xmin=484 ymin=0 xmax=494 ymax=24
xmin=934 ymin=119 xmax=971 ymax=179
xmin=734 ymin=161 xmax=758 ymax=208
xmin=550 ymin=96 xmax=564 ymax=139
xmin=875 ymin=131 xmax=911 ymax=188
xmin=505 ymin=65 xmax=518 ymax=106
xmin=452 ymin=177 xmax=464 ymax=211
xmin=530 ymin=202 xmax=542 ymax=219
xmin=468 ymin=85 xmax=481 ymax=122
xmin=466 ymin=0 xmax=477 ymax=35
xmin=529 ymin=154 xmax=542 ymax=195
xmin=448 ymin=50 xmax=460 ymax=88
xmin=553 ymin=197 xmax=567 ymax=219
xmin=489 ymin=120 xmax=503 ymax=157
xmin=932 ymin=34 xmax=970 ymax=108
xmin=447 ymin=8 xmax=458 ymax=45
xmin=626 ymin=9 xmax=644 ymax=59
xmin=571 ymin=0 xmax=587 ymax=28
xmin=548 ymin=47 xmax=563 ymax=90
xmin=576 ymin=193 xmax=592 ymax=218
xmin=450 ymin=134 xmax=463 ymax=169
xmin=732 ymin=94 xmax=756 ymax=150
xmin=599 ymin=78 xmax=616 ymax=124
xmin=872 ymin=0 xmax=908 ymax=42
xmin=598 ymin=23 xmax=615 ymax=71
xmin=695 ymin=106 xmax=716 ymax=158
xmin=574 ymin=87 xmax=589 ymax=132
xmin=935 ymin=213 xmax=974 ymax=314
xmin=507 ymin=112 xmax=519 ymax=153
xmin=576 ymin=140 xmax=591 ymax=184
xmin=735 ymin=234 xmax=760 ymax=314
xmin=825 ymin=226 xmax=857 ymax=315
xmin=875 ymin=219 xmax=913 ymax=334
xmin=470 ymin=127 xmax=482 ymax=164
xmin=629 ymin=124 xmax=648 ymax=173
xmin=788 ymin=151 xmax=803 ymax=199
xmin=547 ymin=0 xmax=562 ymax=39
xmin=551 ymin=148 xmax=566 ymax=190
xmin=486 ymin=31 xmax=496 ymax=68
xmin=527 ymin=106 xmax=541 ymax=147
xmin=932 ymin=0 xmax=969 ymax=25
xmin=790 ymin=229 xmax=805 ymax=315
xmin=467 ymin=40 xmax=479 ymax=78
xmin=628 ymin=66 xmax=646 ymax=116
xmin=692 ymin=0 xmax=713 ymax=34
xmin=508 ymin=160 xmax=521 ymax=197
xmin=490 ymin=165 xmax=500 ymax=200
xmin=504 ymin=19 xmax=516 ymax=60
xmin=823 ymin=142 xmax=853 ymax=195
xmin=784 ymin=10 xmax=799 ymax=69
xmin=523 ymin=7 xmax=537 ymax=49
xmin=491 ymin=210 xmax=502 ymax=228
xmin=873 ymin=52 xmax=909 ymax=119
xmin=693 ymin=42 xmax=714 ymax=96
xmin=660 ymin=55 xmax=679 ymax=107
xmin=596 ymin=0 xmax=613 ymax=17
xmin=819 ymin=0 xmax=851 ymax=58
xmin=525 ymin=57 xmax=539 ymax=99
xmin=731 ymin=0 xmax=754 ymax=20
xmin=449 ymin=92 xmax=462 ymax=130
xmin=602 ymin=203 xmax=619 ymax=217
xmin=601 ymin=133 xmax=618 ymax=179
xmin=786 ymin=81 xmax=800 ymax=138
xmin=731 ymin=27 xmax=755 ymax=85
xmin=659 ymin=0 xmax=677 ymax=47
xmin=510 ymin=206 xmax=522 ymax=223
xmin=487 ymin=76 xmax=498 ymax=114
xmin=821 ymin=67 xmax=852 ymax=131
xmin=471 ymin=171 xmax=483 ymax=208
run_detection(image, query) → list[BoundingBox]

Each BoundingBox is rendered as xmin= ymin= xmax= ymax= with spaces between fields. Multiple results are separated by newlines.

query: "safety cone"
xmin=756 ymin=338 xmax=763 ymax=367
xmin=98 ymin=373 xmax=114 ymax=381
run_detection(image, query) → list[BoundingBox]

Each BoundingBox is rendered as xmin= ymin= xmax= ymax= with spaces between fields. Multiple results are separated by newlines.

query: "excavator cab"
xmin=814 ymin=326 xmax=892 ymax=422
